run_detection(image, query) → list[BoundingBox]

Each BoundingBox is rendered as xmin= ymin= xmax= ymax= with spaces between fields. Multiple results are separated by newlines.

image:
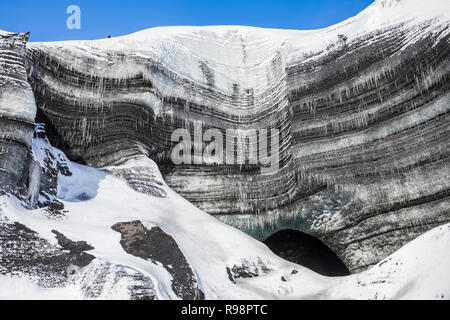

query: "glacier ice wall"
xmin=0 ymin=31 xmax=38 ymax=205
xmin=6 ymin=0 xmax=450 ymax=271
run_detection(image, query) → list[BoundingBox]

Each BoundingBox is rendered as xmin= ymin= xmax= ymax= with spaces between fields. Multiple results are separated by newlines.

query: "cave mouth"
xmin=264 ymin=229 xmax=350 ymax=277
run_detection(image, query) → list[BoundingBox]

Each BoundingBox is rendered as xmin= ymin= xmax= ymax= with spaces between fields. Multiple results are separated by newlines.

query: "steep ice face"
xmin=0 ymin=31 xmax=36 ymax=122
xmin=0 ymin=90 xmax=37 ymax=123
xmin=0 ymin=31 xmax=37 ymax=203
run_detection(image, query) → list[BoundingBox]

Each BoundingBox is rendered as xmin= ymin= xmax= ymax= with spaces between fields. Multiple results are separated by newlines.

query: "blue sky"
xmin=0 ymin=0 xmax=374 ymax=42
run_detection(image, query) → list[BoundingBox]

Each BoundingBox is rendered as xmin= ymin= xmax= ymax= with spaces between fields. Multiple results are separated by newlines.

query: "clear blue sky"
xmin=0 ymin=0 xmax=374 ymax=42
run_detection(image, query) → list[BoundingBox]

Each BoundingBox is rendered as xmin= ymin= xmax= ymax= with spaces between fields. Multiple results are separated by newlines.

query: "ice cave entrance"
xmin=264 ymin=230 xmax=350 ymax=277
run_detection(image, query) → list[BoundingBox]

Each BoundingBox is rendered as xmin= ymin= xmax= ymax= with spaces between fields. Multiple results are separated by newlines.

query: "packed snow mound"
xmin=0 ymin=30 xmax=36 ymax=122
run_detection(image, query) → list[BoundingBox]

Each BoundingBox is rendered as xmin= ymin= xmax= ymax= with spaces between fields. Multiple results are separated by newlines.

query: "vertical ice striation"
xmin=0 ymin=31 xmax=37 ymax=203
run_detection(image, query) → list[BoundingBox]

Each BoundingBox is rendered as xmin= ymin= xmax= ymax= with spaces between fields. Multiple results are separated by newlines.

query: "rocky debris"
xmin=43 ymin=200 xmax=67 ymax=218
xmin=51 ymin=230 xmax=95 ymax=267
xmin=0 ymin=216 xmax=71 ymax=287
xmin=52 ymin=230 xmax=94 ymax=252
xmin=111 ymin=221 xmax=204 ymax=300
xmin=0 ymin=205 xmax=158 ymax=298
xmin=226 ymin=259 xmax=272 ymax=283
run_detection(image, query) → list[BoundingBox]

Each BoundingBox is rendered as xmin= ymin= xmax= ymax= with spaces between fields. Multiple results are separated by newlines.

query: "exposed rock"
xmin=43 ymin=200 xmax=67 ymax=218
xmin=0 ymin=204 xmax=156 ymax=299
xmin=0 ymin=216 xmax=69 ymax=288
xmin=51 ymin=230 xmax=95 ymax=267
xmin=112 ymin=220 xmax=204 ymax=300
xmin=226 ymin=259 xmax=272 ymax=283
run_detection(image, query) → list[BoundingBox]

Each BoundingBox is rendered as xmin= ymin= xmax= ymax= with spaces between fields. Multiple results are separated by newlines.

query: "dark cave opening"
xmin=264 ymin=229 xmax=350 ymax=277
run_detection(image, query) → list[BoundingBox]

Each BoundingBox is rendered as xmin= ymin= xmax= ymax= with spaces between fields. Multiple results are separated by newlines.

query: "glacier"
xmin=0 ymin=0 xmax=449 ymax=299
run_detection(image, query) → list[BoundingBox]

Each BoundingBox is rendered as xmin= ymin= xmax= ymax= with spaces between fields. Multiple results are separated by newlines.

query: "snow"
xmin=26 ymin=0 xmax=450 ymax=104
xmin=1 ymin=0 xmax=449 ymax=300
xmin=38 ymin=0 xmax=449 ymax=57
xmin=1 ymin=135 xmax=449 ymax=300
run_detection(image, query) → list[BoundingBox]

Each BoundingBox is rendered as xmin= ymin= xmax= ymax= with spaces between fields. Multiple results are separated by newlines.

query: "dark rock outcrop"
xmin=32 ymin=123 xmax=74 ymax=207
xmin=112 ymin=220 xmax=204 ymax=300
xmin=0 ymin=216 xmax=70 ymax=287
xmin=0 ymin=217 xmax=95 ymax=282
xmin=51 ymin=230 xmax=95 ymax=267
xmin=226 ymin=259 xmax=272 ymax=283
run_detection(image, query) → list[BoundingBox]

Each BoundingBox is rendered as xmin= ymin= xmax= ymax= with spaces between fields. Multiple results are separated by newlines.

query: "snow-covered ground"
xmin=0 ymin=135 xmax=449 ymax=300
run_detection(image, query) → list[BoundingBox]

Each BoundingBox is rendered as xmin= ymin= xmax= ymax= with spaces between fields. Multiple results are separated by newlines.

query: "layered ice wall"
xmin=0 ymin=31 xmax=38 ymax=205
xmin=26 ymin=26 xmax=297 ymax=216
xmin=287 ymin=0 xmax=450 ymax=271
xmin=20 ymin=0 xmax=450 ymax=271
